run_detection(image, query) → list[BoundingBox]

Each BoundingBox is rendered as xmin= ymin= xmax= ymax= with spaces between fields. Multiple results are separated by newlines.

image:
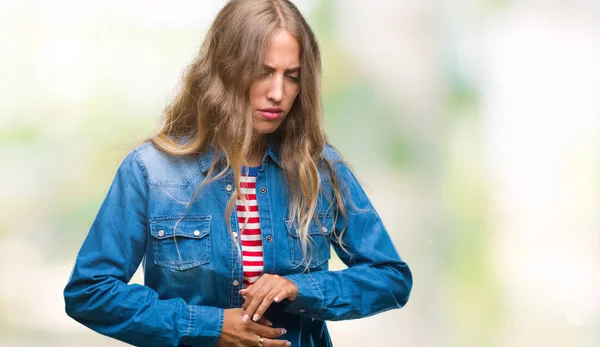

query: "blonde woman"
xmin=64 ymin=1 xmax=412 ymax=346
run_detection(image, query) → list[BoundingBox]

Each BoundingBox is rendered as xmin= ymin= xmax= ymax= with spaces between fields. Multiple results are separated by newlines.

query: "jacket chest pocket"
xmin=285 ymin=214 xmax=333 ymax=269
xmin=150 ymin=216 xmax=211 ymax=270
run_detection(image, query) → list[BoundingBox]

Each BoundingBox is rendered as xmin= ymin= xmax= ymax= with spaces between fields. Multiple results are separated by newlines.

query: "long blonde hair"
xmin=146 ymin=0 xmax=349 ymax=268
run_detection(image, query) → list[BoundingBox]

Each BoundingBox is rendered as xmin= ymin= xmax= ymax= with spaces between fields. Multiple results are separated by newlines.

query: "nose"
xmin=266 ymin=76 xmax=284 ymax=103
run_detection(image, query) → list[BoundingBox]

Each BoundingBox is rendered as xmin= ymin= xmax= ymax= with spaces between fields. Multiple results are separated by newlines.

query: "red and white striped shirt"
xmin=236 ymin=166 xmax=264 ymax=288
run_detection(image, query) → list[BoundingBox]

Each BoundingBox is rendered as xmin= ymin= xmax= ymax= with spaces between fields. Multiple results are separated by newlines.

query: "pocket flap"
xmin=150 ymin=216 xmax=211 ymax=240
xmin=285 ymin=213 xmax=334 ymax=237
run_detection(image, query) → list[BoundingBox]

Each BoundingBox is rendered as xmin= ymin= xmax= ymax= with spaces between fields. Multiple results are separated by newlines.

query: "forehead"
xmin=263 ymin=30 xmax=300 ymax=67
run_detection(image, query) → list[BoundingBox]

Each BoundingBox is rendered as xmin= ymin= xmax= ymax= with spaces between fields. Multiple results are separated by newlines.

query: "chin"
xmin=253 ymin=118 xmax=285 ymax=135
xmin=253 ymin=126 xmax=280 ymax=135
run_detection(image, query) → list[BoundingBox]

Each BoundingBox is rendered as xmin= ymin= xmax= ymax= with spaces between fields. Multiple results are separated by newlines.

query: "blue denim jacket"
xmin=64 ymin=141 xmax=412 ymax=347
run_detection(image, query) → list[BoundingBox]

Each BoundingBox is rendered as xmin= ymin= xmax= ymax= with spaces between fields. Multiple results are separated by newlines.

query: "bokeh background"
xmin=1 ymin=0 xmax=599 ymax=346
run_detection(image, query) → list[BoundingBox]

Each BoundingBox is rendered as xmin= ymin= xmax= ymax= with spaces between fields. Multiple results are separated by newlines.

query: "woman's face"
xmin=249 ymin=29 xmax=301 ymax=136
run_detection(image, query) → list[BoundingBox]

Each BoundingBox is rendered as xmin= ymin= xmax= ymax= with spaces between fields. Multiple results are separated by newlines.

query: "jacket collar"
xmin=198 ymin=137 xmax=282 ymax=174
xmin=263 ymin=136 xmax=282 ymax=168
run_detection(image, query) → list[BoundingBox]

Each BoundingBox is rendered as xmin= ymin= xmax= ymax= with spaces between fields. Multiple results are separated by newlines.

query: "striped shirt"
xmin=236 ymin=166 xmax=263 ymax=288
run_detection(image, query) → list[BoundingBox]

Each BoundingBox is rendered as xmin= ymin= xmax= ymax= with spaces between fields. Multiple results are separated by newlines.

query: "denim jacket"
xmin=64 ymin=140 xmax=412 ymax=347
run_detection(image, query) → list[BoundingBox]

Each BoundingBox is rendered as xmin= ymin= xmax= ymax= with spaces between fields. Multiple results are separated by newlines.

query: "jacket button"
xmin=157 ymin=229 xmax=165 ymax=237
xmin=226 ymin=184 xmax=233 ymax=192
xmin=298 ymin=308 xmax=306 ymax=313
xmin=321 ymin=227 xmax=328 ymax=233
xmin=266 ymin=235 xmax=273 ymax=242
xmin=193 ymin=230 xmax=200 ymax=237
xmin=232 ymin=232 xmax=238 ymax=238
xmin=232 ymin=280 xmax=239 ymax=286
xmin=260 ymin=187 xmax=266 ymax=193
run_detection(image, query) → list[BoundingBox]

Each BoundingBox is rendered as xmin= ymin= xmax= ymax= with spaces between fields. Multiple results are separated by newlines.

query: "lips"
xmin=258 ymin=108 xmax=283 ymax=120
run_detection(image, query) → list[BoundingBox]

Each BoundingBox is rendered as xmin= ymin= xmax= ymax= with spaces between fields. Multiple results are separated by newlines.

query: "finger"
xmin=244 ymin=295 xmax=265 ymax=322
xmin=262 ymin=337 xmax=291 ymax=347
xmin=245 ymin=281 xmax=276 ymax=321
xmin=250 ymin=323 xmax=287 ymax=339
xmin=272 ymin=285 xmax=292 ymax=304
xmin=241 ymin=290 xmax=251 ymax=312
xmin=240 ymin=275 xmax=270 ymax=316
xmin=241 ymin=289 xmax=252 ymax=315
xmin=253 ymin=297 xmax=274 ymax=323
xmin=245 ymin=286 xmax=272 ymax=322
xmin=256 ymin=316 xmax=273 ymax=327
xmin=253 ymin=283 xmax=287 ymax=321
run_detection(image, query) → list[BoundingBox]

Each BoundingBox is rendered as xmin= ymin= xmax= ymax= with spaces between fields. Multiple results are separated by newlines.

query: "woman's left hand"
xmin=240 ymin=274 xmax=298 ymax=322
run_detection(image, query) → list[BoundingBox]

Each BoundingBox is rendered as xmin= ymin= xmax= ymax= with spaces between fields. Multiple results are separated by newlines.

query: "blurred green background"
xmin=1 ymin=1 xmax=598 ymax=346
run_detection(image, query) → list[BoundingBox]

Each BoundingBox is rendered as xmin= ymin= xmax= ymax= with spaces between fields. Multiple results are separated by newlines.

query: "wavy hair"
xmin=145 ymin=0 xmax=349 ymax=268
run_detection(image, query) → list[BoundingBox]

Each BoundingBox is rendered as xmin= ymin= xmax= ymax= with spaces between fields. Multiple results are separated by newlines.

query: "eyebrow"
xmin=263 ymin=64 xmax=301 ymax=74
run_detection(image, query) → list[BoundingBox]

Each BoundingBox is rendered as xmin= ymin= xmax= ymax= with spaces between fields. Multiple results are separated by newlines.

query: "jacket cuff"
xmin=183 ymin=305 xmax=224 ymax=347
xmin=283 ymin=273 xmax=325 ymax=319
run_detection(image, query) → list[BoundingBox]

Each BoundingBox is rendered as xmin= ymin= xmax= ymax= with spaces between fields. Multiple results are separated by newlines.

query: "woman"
xmin=63 ymin=0 xmax=412 ymax=346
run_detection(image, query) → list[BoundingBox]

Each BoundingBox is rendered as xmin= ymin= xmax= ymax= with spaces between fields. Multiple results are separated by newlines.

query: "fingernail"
xmin=253 ymin=314 xmax=260 ymax=321
xmin=274 ymin=296 xmax=279 ymax=302
xmin=281 ymin=328 xmax=287 ymax=335
xmin=286 ymin=342 xmax=291 ymax=346
xmin=242 ymin=314 xmax=249 ymax=321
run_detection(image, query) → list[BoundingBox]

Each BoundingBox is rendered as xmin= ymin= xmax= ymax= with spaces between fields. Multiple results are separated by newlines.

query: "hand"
xmin=217 ymin=308 xmax=290 ymax=347
xmin=240 ymin=274 xmax=298 ymax=323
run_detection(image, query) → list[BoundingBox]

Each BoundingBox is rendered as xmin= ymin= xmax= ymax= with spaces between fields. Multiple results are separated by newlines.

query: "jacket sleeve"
xmin=283 ymin=159 xmax=413 ymax=321
xmin=63 ymin=149 xmax=224 ymax=347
